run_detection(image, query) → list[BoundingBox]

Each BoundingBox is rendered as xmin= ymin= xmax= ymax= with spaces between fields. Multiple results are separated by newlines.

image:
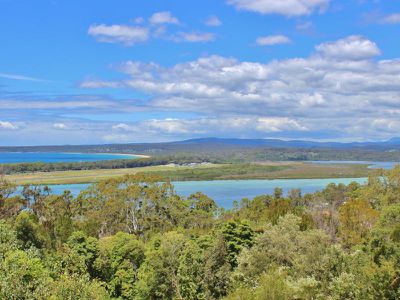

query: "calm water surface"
xmin=41 ymin=178 xmax=368 ymax=209
xmin=309 ymin=161 xmax=399 ymax=169
xmin=0 ymin=152 xmax=137 ymax=164
xmin=10 ymin=156 xmax=389 ymax=208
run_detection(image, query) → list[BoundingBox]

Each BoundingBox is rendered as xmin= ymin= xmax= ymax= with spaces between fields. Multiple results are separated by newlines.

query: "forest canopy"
xmin=0 ymin=168 xmax=399 ymax=299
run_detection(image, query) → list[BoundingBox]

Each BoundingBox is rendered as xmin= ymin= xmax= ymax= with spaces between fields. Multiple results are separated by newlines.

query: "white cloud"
xmin=145 ymin=118 xmax=190 ymax=134
xmin=112 ymin=123 xmax=135 ymax=131
xmin=172 ymin=32 xmax=216 ymax=43
xmin=315 ymin=35 xmax=381 ymax=61
xmin=0 ymin=121 xmax=18 ymax=130
xmin=205 ymin=15 xmax=222 ymax=26
xmin=256 ymin=35 xmax=291 ymax=46
xmin=149 ymin=11 xmax=179 ymax=25
xmin=88 ymin=13 xmax=217 ymax=45
xmin=80 ymin=81 xmax=121 ymax=89
xmin=142 ymin=117 xmax=288 ymax=135
xmin=77 ymin=35 xmax=400 ymax=140
xmin=53 ymin=123 xmax=67 ymax=129
xmin=256 ymin=117 xmax=308 ymax=132
xmin=88 ymin=24 xmax=149 ymax=46
xmin=380 ymin=13 xmax=400 ymax=24
xmin=299 ymin=93 xmax=326 ymax=107
xmin=227 ymin=0 xmax=330 ymax=17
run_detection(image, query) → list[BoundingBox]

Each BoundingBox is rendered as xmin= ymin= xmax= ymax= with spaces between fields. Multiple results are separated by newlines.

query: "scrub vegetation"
xmin=4 ymin=162 xmax=372 ymax=185
xmin=0 ymin=167 xmax=399 ymax=299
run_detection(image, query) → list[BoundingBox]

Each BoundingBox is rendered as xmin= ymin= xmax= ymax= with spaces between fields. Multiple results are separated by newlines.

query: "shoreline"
xmin=92 ymin=152 xmax=151 ymax=159
xmin=0 ymin=151 xmax=151 ymax=164
xmin=12 ymin=176 xmax=369 ymax=187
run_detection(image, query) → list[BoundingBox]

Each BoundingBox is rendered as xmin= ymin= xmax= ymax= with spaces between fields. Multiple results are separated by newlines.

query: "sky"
xmin=1 ymin=0 xmax=400 ymax=146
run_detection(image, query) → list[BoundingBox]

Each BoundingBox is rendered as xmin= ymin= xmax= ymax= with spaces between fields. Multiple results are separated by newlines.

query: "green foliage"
xmin=0 ymin=250 xmax=52 ymax=299
xmin=66 ymin=231 xmax=100 ymax=277
xmin=234 ymin=214 xmax=331 ymax=284
xmin=220 ymin=220 xmax=254 ymax=268
xmin=0 ymin=176 xmax=26 ymax=218
xmin=369 ymin=204 xmax=400 ymax=267
xmin=0 ymin=221 xmax=19 ymax=258
xmin=339 ymin=199 xmax=379 ymax=247
xmin=136 ymin=231 xmax=188 ymax=299
xmin=224 ymin=270 xmax=293 ymax=300
xmin=15 ymin=211 xmax=47 ymax=249
xmin=49 ymin=274 xmax=109 ymax=300
xmin=0 ymin=169 xmax=399 ymax=299
xmin=95 ymin=232 xmax=145 ymax=298
xmin=75 ymin=174 xmax=186 ymax=237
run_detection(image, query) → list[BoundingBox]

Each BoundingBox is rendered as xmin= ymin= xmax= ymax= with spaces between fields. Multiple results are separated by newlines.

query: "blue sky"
xmin=1 ymin=0 xmax=400 ymax=145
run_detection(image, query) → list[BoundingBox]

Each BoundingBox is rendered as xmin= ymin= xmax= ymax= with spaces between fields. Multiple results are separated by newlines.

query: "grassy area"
xmin=5 ymin=162 xmax=372 ymax=185
xmin=147 ymin=162 xmax=371 ymax=180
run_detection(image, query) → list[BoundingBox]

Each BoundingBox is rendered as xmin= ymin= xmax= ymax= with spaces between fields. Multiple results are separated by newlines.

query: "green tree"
xmin=234 ymin=214 xmax=331 ymax=284
xmin=185 ymin=192 xmax=217 ymax=232
xmin=66 ymin=231 xmax=99 ymax=278
xmin=0 ymin=177 xmax=26 ymax=219
xmin=75 ymin=174 xmax=186 ymax=237
xmin=0 ymin=250 xmax=52 ymax=299
xmin=220 ymin=220 xmax=254 ymax=268
xmin=339 ymin=199 xmax=379 ymax=247
xmin=49 ymin=274 xmax=109 ymax=300
xmin=0 ymin=221 xmax=19 ymax=259
xmin=15 ymin=211 xmax=47 ymax=249
xmin=95 ymin=232 xmax=145 ymax=299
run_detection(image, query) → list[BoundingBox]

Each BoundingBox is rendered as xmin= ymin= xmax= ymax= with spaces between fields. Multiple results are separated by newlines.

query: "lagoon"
xmin=309 ymin=161 xmax=399 ymax=169
xmin=42 ymin=177 xmax=368 ymax=209
xmin=0 ymin=152 xmax=138 ymax=164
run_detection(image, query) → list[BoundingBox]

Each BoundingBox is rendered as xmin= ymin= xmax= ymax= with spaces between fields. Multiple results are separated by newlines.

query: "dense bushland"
xmin=0 ymin=168 xmax=399 ymax=299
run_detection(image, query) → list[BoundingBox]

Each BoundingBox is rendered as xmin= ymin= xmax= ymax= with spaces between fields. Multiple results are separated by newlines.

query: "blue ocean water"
xmin=309 ymin=161 xmax=400 ymax=169
xmin=0 ymin=152 xmax=138 ymax=164
xmin=39 ymin=177 xmax=367 ymax=209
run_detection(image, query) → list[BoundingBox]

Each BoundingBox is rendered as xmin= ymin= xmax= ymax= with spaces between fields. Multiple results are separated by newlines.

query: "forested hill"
xmin=2 ymin=137 xmax=400 ymax=154
xmin=174 ymin=137 xmax=400 ymax=149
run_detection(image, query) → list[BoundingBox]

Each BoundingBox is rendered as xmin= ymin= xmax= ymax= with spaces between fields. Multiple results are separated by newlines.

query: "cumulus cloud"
xmin=145 ymin=118 xmax=191 ymax=134
xmin=112 ymin=123 xmax=135 ymax=131
xmin=256 ymin=35 xmax=291 ymax=46
xmin=53 ymin=123 xmax=67 ymax=130
xmin=88 ymin=24 xmax=149 ymax=46
xmin=80 ymin=35 xmax=400 ymax=140
xmin=141 ymin=117 xmax=308 ymax=136
xmin=149 ymin=11 xmax=180 ymax=25
xmin=227 ymin=0 xmax=330 ymax=17
xmin=0 ymin=121 xmax=18 ymax=130
xmin=205 ymin=15 xmax=222 ymax=26
xmin=315 ymin=35 xmax=381 ymax=61
xmin=256 ymin=118 xmax=308 ymax=132
xmin=89 ymin=12 xmax=217 ymax=45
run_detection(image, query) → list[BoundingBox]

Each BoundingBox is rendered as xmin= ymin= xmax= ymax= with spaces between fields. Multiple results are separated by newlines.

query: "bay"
xmin=42 ymin=177 xmax=368 ymax=209
xmin=0 ymin=152 xmax=138 ymax=164
xmin=309 ymin=161 xmax=399 ymax=169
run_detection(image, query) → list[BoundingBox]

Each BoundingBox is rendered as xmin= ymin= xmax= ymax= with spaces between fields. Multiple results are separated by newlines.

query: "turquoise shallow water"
xmin=39 ymin=178 xmax=368 ymax=209
xmin=0 ymin=152 xmax=137 ymax=164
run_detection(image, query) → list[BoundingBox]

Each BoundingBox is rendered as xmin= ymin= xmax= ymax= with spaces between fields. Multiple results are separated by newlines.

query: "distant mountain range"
xmin=173 ymin=137 xmax=400 ymax=149
xmin=2 ymin=137 xmax=400 ymax=153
